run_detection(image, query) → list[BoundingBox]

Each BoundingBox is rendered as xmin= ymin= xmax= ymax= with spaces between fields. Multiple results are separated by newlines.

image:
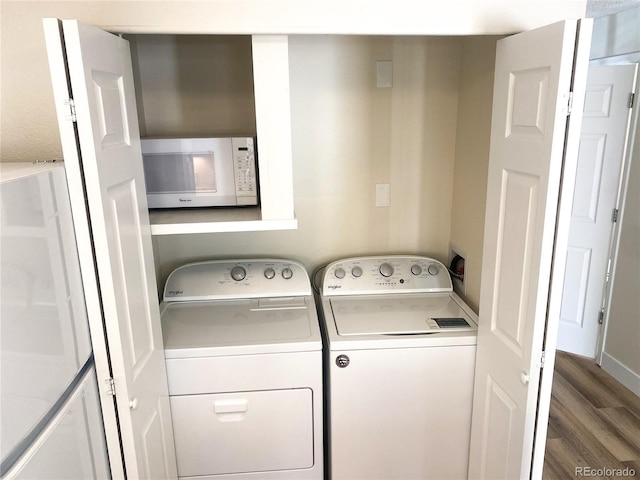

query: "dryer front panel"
xmin=171 ymin=388 xmax=314 ymax=477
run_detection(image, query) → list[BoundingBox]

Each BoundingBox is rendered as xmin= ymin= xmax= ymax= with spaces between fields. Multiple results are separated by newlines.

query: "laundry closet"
xmin=41 ymin=4 xmax=591 ymax=479
xmin=125 ymin=33 xmax=499 ymax=313
xmin=129 ymin=33 xmax=496 ymax=480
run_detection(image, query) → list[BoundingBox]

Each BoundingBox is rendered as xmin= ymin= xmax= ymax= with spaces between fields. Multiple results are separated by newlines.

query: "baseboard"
xmin=600 ymin=351 xmax=640 ymax=396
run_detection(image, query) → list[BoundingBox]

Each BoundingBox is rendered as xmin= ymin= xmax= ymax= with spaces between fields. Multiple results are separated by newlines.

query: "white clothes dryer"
xmin=160 ymin=259 xmax=323 ymax=480
xmin=319 ymin=255 xmax=478 ymax=480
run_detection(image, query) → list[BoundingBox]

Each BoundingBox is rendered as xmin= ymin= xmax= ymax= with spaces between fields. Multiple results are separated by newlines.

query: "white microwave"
xmin=140 ymin=137 xmax=258 ymax=209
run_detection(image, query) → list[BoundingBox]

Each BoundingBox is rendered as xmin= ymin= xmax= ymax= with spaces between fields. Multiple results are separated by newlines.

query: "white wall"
xmin=450 ymin=37 xmax=498 ymax=312
xmin=590 ymin=5 xmax=640 ymax=60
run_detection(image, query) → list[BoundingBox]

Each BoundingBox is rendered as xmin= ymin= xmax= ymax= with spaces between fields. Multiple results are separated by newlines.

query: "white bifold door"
xmin=468 ymin=19 xmax=592 ymax=480
xmin=43 ymin=19 xmax=177 ymax=479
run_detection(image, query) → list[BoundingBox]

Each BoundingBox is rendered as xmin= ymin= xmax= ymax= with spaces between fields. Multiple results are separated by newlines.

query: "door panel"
xmin=557 ymin=64 xmax=638 ymax=358
xmin=572 ymin=134 xmax=606 ymax=221
xmin=107 ymin=179 xmax=155 ymax=373
xmin=492 ymin=170 xmax=539 ymax=356
xmin=507 ymin=67 xmax=551 ymax=137
xmin=468 ymin=20 xmax=589 ymax=479
xmin=92 ymin=70 xmax=131 ymax=147
xmin=479 ymin=378 xmax=518 ymax=478
xmin=43 ymin=18 xmax=177 ymax=479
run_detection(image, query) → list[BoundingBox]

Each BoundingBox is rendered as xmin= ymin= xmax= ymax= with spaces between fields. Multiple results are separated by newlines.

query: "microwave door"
xmin=192 ymin=154 xmax=216 ymax=192
xmin=143 ymin=151 xmax=236 ymax=208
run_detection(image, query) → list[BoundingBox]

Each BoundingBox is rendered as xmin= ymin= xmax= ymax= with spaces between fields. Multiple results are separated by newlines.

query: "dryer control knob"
xmin=281 ymin=267 xmax=293 ymax=280
xmin=264 ymin=267 xmax=276 ymax=280
xmin=231 ymin=266 xmax=246 ymax=281
xmin=379 ymin=263 xmax=394 ymax=277
xmin=411 ymin=264 xmax=423 ymax=276
xmin=427 ymin=264 xmax=440 ymax=276
xmin=352 ymin=266 xmax=363 ymax=278
xmin=335 ymin=267 xmax=346 ymax=279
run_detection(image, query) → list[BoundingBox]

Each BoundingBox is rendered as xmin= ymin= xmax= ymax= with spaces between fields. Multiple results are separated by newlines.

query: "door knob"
xmin=520 ymin=372 xmax=530 ymax=385
xmin=129 ymin=398 xmax=139 ymax=410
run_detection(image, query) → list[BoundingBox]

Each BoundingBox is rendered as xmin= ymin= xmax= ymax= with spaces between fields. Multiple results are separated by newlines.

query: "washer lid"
xmin=329 ymin=293 xmax=477 ymax=336
xmin=161 ymin=297 xmax=321 ymax=358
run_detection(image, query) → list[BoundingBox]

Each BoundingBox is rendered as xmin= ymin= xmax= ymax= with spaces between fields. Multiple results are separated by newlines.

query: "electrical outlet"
xmin=376 ymin=61 xmax=393 ymax=88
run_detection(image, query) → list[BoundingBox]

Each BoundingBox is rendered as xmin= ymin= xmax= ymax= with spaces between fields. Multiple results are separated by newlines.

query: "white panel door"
xmin=468 ymin=20 xmax=590 ymax=479
xmin=557 ymin=64 xmax=638 ymax=358
xmin=42 ymin=19 xmax=177 ymax=479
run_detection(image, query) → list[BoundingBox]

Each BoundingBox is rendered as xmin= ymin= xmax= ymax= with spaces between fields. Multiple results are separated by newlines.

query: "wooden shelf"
xmin=149 ymin=207 xmax=298 ymax=235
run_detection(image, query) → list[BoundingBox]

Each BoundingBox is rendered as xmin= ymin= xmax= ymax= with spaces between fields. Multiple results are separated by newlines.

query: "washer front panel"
xmin=322 ymin=255 xmax=452 ymax=296
xmin=326 ymin=345 xmax=476 ymax=479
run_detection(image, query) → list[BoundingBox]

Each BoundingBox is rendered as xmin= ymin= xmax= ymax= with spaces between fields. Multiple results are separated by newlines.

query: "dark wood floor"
xmin=543 ymin=351 xmax=640 ymax=479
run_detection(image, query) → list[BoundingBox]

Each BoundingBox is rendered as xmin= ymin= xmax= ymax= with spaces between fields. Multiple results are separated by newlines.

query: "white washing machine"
xmin=319 ymin=255 xmax=478 ymax=480
xmin=160 ymin=259 xmax=323 ymax=480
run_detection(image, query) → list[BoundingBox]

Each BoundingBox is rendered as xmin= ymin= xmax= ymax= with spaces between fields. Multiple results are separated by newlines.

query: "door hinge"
xmin=629 ymin=92 xmax=636 ymax=109
xmin=612 ymin=208 xmax=619 ymax=223
xmin=537 ymin=351 xmax=546 ymax=369
xmin=64 ymin=98 xmax=77 ymax=122
xmin=565 ymin=91 xmax=574 ymax=116
xmin=105 ymin=377 xmax=116 ymax=396
xmin=598 ymin=308 xmax=605 ymax=325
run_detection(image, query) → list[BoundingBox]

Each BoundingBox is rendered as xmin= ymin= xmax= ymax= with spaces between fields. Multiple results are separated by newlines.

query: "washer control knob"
xmin=427 ymin=264 xmax=440 ymax=276
xmin=231 ymin=266 xmax=246 ymax=281
xmin=352 ymin=266 xmax=363 ymax=278
xmin=410 ymin=264 xmax=423 ymax=276
xmin=264 ymin=267 xmax=276 ymax=280
xmin=281 ymin=267 xmax=293 ymax=280
xmin=379 ymin=262 xmax=394 ymax=278
xmin=334 ymin=267 xmax=346 ymax=279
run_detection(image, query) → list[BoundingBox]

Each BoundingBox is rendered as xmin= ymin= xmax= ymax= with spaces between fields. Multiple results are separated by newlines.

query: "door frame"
xmin=555 ymin=62 xmax=639 ymax=359
xmin=588 ymin=56 xmax=640 ymax=365
xmin=44 ymin=15 xmax=598 ymax=480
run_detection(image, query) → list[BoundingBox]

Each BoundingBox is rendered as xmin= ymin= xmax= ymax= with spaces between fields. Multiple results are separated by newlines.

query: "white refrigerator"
xmin=0 ymin=162 xmax=110 ymax=479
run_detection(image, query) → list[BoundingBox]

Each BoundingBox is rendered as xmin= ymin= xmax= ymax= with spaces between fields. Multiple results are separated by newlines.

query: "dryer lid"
xmin=161 ymin=297 xmax=321 ymax=358
xmin=329 ymin=293 xmax=477 ymax=336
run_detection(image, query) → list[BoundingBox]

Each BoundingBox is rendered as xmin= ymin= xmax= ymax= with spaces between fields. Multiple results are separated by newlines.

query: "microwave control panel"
xmin=232 ymin=137 xmax=257 ymax=205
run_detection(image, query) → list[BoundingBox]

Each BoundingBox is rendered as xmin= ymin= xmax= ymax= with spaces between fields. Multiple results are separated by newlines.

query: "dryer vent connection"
xmin=449 ymin=248 xmax=466 ymax=295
